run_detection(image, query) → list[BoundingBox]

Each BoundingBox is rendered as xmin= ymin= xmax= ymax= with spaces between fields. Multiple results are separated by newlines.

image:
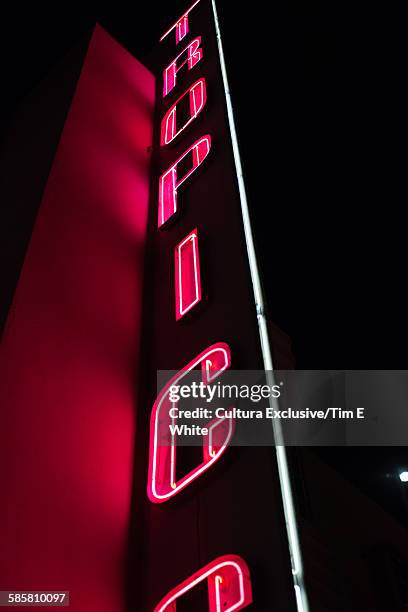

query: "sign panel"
xmin=130 ymin=2 xmax=301 ymax=610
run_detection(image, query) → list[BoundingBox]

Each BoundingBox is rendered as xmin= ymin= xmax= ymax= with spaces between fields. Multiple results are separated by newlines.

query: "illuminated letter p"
xmin=158 ymin=135 xmax=211 ymax=228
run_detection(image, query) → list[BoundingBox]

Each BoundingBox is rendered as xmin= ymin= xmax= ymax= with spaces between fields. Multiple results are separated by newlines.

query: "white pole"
xmin=210 ymin=2 xmax=310 ymax=610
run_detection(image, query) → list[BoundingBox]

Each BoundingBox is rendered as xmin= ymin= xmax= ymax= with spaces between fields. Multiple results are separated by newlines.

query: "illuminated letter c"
xmin=147 ymin=342 xmax=234 ymax=503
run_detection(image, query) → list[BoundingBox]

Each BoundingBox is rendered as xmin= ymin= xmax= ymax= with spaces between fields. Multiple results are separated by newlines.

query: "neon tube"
xmin=160 ymin=0 xmax=202 ymax=44
xmin=153 ymin=555 xmax=252 ymax=612
xmin=175 ymin=229 xmax=202 ymax=320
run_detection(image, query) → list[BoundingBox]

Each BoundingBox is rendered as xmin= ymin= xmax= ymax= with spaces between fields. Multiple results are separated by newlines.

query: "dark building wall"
xmin=293 ymin=449 xmax=408 ymax=611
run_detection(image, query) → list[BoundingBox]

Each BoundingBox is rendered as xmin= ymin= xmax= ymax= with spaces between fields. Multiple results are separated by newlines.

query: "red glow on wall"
xmin=153 ymin=555 xmax=253 ymax=612
xmin=160 ymin=78 xmax=207 ymax=146
xmin=147 ymin=343 xmax=234 ymax=503
xmin=0 ymin=26 xmax=154 ymax=612
xmin=158 ymin=135 xmax=211 ymax=228
xmin=175 ymin=228 xmax=202 ymax=320
xmin=163 ymin=37 xmax=203 ymax=97
xmin=160 ymin=0 xmax=201 ymax=44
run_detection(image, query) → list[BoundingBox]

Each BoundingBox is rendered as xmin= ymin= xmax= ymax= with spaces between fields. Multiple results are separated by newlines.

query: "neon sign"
xmin=150 ymin=1 xmax=256 ymax=608
xmin=158 ymin=135 xmax=211 ymax=228
xmin=147 ymin=342 xmax=233 ymax=503
xmin=152 ymin=0 xmax=236 ymax=504
xmin=163 ymin=37 xmax=203 ymax=97
xmin=175 ymin=228 xmax=202 ymax=320
xmin=153 ymin=555 xmax=252 ymax=612
xmin=159 ymin=0 xmax=202 ymax=44
xmin=160 ymin=78 xmax=207 ymax=145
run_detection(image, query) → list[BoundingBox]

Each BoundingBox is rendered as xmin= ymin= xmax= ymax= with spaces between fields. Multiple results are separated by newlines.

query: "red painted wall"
xmin=0 ymin=25 xmax=154 ymax=611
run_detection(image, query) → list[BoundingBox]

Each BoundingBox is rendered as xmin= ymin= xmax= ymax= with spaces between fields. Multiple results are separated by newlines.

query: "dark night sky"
xmin=1 ymin=0 xmax=407 ymax=524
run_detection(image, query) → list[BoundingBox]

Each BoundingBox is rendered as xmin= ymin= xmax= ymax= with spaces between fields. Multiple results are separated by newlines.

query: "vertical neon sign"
xmin=152 ymin=0 xmax=234 ymax=506
xmin=147 ymin=0 xmax=252 ymax=612
xmin=148 ymin=0 xmax=309 ymax=610
xmin=150 ymin=1 xmax=253 ymax=607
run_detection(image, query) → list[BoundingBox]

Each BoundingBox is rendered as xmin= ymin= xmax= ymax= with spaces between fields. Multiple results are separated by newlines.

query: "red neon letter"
xmin=147 ymin=343 xmax=234 ymax=503
xmin=163 ymin=37 xmax=203 ymax=97
xmin=153 ymin=555 xmax=253 ymax=612
xmin=160 ymin=0 xmax=201 ymax=45
xmin=175 ymin=229 xmax=202 ymax=320
xmin=158 ymin=135 xmax=211 ymax=228
xmin=160 ymin=78 xmax=207 ymax=146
